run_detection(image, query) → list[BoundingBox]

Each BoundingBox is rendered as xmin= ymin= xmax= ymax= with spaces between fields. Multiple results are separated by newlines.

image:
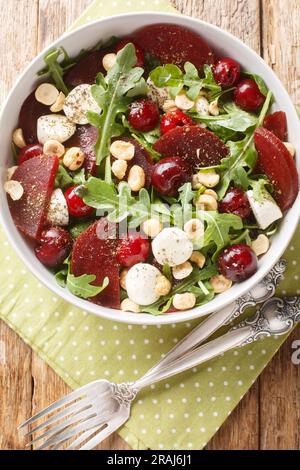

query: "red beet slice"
xmin=153 ymin=125 xmax=229 ymax=169
xmin=71 ymin=219 xmax=120 ymax=308
xmin=18 ymin=91 xmax=49 ymax=144
xmin=66 ymin=124 xmax=98 ymax=175
xmin=112 ymin=137 xmax=154 ymax=188
xmin=8 ymin=155 xmax=59 ymax=240
xmin=263 ymin=111 xmax=288 ymax=141
xmin=132 ymin=23 xmax=214 ymax=72
xmin=254 ymin=127 xmax=298 ymax=211
xmin=64 ymin=50 xmax=109 ymax=87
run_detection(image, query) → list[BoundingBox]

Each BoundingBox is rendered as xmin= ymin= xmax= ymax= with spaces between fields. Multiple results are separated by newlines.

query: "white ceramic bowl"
xmin=0 ymin=12 xmax=299 ymax=325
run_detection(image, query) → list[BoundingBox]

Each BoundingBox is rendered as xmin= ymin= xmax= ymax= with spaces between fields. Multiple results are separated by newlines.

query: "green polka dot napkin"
xmin=1 ymin=0 xmax=300 ymax=451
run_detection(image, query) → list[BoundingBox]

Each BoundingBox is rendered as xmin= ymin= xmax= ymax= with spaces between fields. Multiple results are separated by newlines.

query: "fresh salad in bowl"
xmin=5 ymin=23 xmax=298 ymax=315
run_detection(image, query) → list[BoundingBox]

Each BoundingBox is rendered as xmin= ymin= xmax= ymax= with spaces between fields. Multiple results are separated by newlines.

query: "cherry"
xmin=160 ymin=109 xmax=194 ymax=135
xmin=35 ymin=226 xmax=73 ymax=268
xmin=151 ymin=157 xmax=191 ymax=196
xmin=219 ymin=187 xmax=251 ymax=219
xmin=116 ymin=233 xmax=151 ymax=267
xmin=116 ymin=38 xmax=145 ymax=67
xmin=218 ymin=244 xmax=258 ymax=282
xmin=213 ymin=58 xmax=240 ymax=88
xmin=234 ymin=78 xmax=265 ymax=112
xmin=128 ymin=98 xmax=160 ymax=132
xmin=18 ymin=143 xmax=43 ymax=165
xmin=64 ymin=185 xmax=94 ymax=218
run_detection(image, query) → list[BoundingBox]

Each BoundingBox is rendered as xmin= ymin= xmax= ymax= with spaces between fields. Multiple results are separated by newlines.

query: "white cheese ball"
xmin=37 ymin=114 xmax=76 ymax=144
xmin=125 ymin=263 xmax=161 ymax=306
xmin=46 ymin=189 xmax=69 ymax=226
xmin=63 ymin=84 xmax=101 ymax=125
xmin=152 ymin=228 xmax=193 ymax=267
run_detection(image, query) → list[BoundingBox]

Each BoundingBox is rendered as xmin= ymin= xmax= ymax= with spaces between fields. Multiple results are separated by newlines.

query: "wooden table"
xmin=0 ymin=0 xmax=299 ymax=450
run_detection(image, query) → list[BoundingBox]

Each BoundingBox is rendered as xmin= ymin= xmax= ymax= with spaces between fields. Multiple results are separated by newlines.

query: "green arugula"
xmin=38 ymin=48 xmax=70 ymax=95
xmin=216 ymin=90 xmax=273 ymax=198
xmin=55 ymin=258 xmax=109 ymax=299
xmin=149 ymin=62 xmax=221 ymax=100
xmin=55 ymin=164 xmax=74 ymax=189
xmin=87 ymin=43 xmax=147 ymax=173
xmin=70 ymin=222 xmax=93 ymax=239
xmin=142 ymin=264 xmax=218 ymax=315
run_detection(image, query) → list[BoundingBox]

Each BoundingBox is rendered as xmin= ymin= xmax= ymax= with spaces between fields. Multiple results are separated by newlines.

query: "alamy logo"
xmin=291 ymin=340 xmax=300 ymax=365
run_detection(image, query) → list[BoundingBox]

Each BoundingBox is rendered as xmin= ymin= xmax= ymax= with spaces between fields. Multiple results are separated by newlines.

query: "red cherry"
xmin=18 ymin=143 xmax=43 ymax=165
xmin=151 ymin=157 xmax=191 ymax=197
xmin=128 ymin=98 xmax=160 ymax=132
xmin=116 ymin=38 xmax=145 ymax=67
xmin=64 ymin=185 xmax=94 ymax=218
xmin=219 ymin=188 xmax=251 ymax=219
xmin=218 ymin=244 xmax=258 ymax=282
xmin=213 ymin=58 xmax=240 ymax=88
xmin=35 ymin=226 xmax=73 ymax=268
xmin=160 ymin=109 xmax=194 ymax=135
xmin=116 ymin=233 xmax=150 ymax=267
xmin=234 ymin=79 xmax=265 ymax=112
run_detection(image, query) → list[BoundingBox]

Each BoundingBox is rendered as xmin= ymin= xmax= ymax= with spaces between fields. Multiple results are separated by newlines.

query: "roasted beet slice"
xmin=64 ymin=50 xmax=108 ymax=87
xmin=66 ymin=124 xmax=98 ymax=175
xmin=254 ymin=127 xmax=298 ymax=211
xmin=112 ymin=137 xmax=154 ymax=188
xmin=153 ymin=125 xmax=229 ymax=169
xmin=132 ymin=23 xmax=214 ymax=72
xmin=71 ymin=219 xmax=120 ymax=308
xmin=18 ymin=91 xmax=49 ymax=144
xmin=263 ymin=111 xmax=288 ymax=141
xmin=8 ymin=155 xmax=59 ymax=240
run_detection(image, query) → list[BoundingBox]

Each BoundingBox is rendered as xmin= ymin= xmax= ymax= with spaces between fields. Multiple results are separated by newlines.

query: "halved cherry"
xmin=152 ymin=156 xmax=191 ymax=196
xmin=153 ymin=125 xmax=229 ymax=169
xmin=263 ymin=111 xmax=288 ymax=141
xmin=71 ymin=219 xmax=120 ymax=308
xmin=35 ymin=226 xmax=73 ymax=268
xmin=116 ymin=38 xmax=145 ymax=67
xmin=64 ymin=185 xmax=94 ymax=218
xmin=254 ymin=127 xmax=298 ymax=211
xmin=160 ymin=109 xmax=194 ymax=135
xmin=116 ymin=233 xmax=150 ymax=267
xmin=18 ymin=143 xmax=43 ymax=165
xmin=8 ymin=155 xmax=59 ymax=240
xmin=132 ymin=23 xmax=214 ymax=72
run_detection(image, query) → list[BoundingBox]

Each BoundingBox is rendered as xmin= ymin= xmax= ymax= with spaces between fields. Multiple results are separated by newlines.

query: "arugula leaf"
xmin=67 ymin=273 xmax=109 ymax=299
xmin=55 ymin=266 xmax=68 ymax=288
xmin=242 ymin=72 xmax=269 ymax=97
xmin=38 ymin=48 xmax=70 ymax=95
xmin=82 ymin=177 xmax=118 ymax=210
xmin=149 ymin=63 xmax=220 ymax=100
xmin=200 ymin=211 xmax=243 ymax=256
xmin=88 ymin=43 xmax=147 ymax=170
xmin=55 ymin=164 xmax=74 ymax=189
xmin=70 ymin=222 xmax=93 ymax=239
xmin=191 ymin=102 xmax=258 ymax=133
xmin=216 ymin=90 xmax=273 ymax=197
xmin=249 ymin=178 xmax=271 ymax=203
xmin=72 ymin=168 xmax=86 ymax=185
xmin=178 ymin=183 xmax=196 ymax=206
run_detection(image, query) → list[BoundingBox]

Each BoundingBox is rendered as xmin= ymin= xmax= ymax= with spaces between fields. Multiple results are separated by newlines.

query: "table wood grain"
xmin=0 ymin=0 xmax=299 ymax=450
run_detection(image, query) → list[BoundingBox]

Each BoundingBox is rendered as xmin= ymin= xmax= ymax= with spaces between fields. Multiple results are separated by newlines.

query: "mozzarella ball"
xmin=63 ymin=84 xmax=101 ymax=125
xmin=152 ymin=228 xmax=193 ymax=267
xmin=125 ymin=263 xmax=161 ymax=306
xmin=37 ymin=114 xmax=76 ymax=144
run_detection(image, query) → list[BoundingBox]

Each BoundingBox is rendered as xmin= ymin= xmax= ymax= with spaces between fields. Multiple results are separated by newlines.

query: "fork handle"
xmin=134 ymin=325 xmax=254 ymax=390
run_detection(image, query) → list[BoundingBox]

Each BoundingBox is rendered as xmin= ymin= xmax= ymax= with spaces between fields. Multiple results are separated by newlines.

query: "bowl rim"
xmin=0 ymin=11 xmax=299 ymax=325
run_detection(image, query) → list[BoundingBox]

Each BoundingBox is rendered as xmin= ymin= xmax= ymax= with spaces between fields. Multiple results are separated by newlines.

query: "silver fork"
xmin=19 ymin=294 xmax=299 ymax=450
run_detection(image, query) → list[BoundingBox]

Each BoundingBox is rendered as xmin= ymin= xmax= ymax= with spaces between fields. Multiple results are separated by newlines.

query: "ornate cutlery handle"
xmin=142 ymin=259 xmax=287 ymax=381
xmin=135 ymin=295 xmax=299 ymax=390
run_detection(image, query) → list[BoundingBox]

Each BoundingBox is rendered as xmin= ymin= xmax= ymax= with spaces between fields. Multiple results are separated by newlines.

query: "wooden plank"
xmin=0 ymin=321 xmax=32 ymax=449
xmin=171 ymin=0 xmax=261 ymax=449
xmin=259 ymin=0 xmax=300 ymax=450
xmin=0 ymin=0 xmax=39 ymax=451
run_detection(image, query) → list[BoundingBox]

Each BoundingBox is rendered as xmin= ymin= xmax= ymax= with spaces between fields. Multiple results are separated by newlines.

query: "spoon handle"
xmin=141 ymin=259 xmax=286 ymax=380
xmin=135 ymin=295 xmax=297 ymax=389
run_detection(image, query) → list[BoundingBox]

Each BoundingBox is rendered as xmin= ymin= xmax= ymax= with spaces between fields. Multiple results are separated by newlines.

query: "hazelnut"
xmin=190 ymin=251 xmax=206 ymax=268
xmin=121 ymin=298 xmax=140 ymax=313
xmin=155 ymin=275 xmax=172 ymax=296
xmin=110 ymin=140 xmax=135 ymax=161
xmin=4 ymin=180 xmax=24 ymax=201
xmin=251 ymin=234 xmax=270 ymax=256
xmin=142 ymin=218 xmax=163 ymax=238
xmin=35 ymin=83 xmax=59 ymax=106
xmin=112 ymin=159 xmax=127 ymax=180
xmin=128 ymin=165 xmax=145 ymax=191
xmin=210 ymin=275 xmax=232 ymax=294
xmin=43 ymin=139 xmax=65 ymax=158
xmin=173 ymin=293 xmax=196 ymax=310
xmin=63 ymin=147 xmax=85 ymax=171
xmin=12 ymin=128 xmax=26 ymax=149
xmin=172 ymin=261 xmax=193 ymax=280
